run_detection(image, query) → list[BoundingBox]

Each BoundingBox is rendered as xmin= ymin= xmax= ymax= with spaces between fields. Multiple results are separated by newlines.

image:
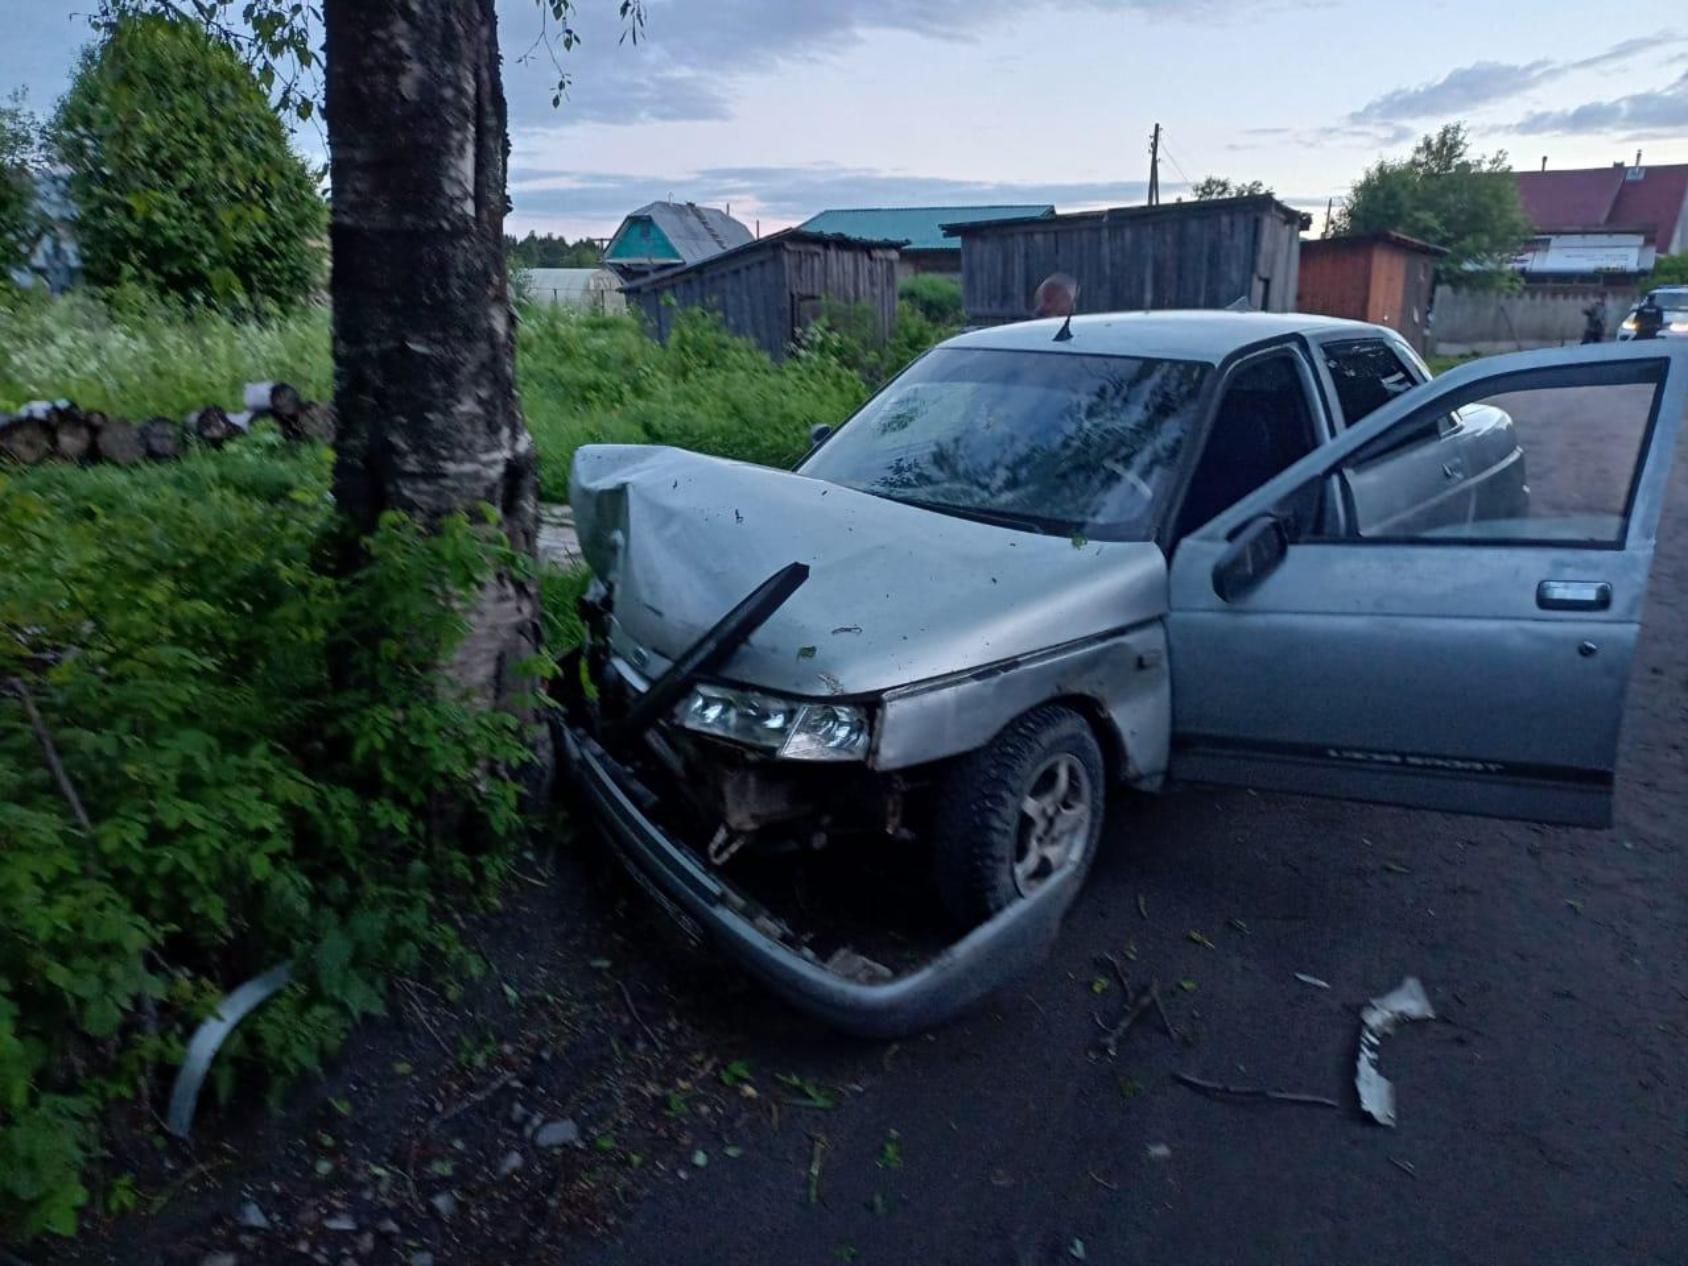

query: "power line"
xmin=1161 ymin=143 xmax=1194 ymax=190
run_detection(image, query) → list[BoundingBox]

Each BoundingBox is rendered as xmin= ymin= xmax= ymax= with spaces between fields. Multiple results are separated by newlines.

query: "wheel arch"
xmin=1044 ymin=692 xmax=1130 ymax=785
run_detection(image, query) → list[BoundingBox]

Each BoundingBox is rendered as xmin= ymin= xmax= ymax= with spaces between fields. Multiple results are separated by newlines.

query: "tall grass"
xmin=2 ymin=289 xmax=884 ymax=501
xmin=0 ymin=287 xmax=332 ymax=418
xmin=516 ymin=304 xmax=870 ymax=499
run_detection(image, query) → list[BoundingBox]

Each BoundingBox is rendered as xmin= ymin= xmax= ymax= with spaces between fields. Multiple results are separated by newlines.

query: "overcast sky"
xmin=7 ymin=0 xmax=1688 ymax=239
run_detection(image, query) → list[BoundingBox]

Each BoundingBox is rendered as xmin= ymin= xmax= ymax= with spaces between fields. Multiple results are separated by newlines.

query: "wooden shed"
xmin=945 ymin=195 xmax=1309 ymax=325
xmin=624 ymin=229 xmax=902 ymax=362
xmin=1297 ymin=231 xmax=1446 ymax=352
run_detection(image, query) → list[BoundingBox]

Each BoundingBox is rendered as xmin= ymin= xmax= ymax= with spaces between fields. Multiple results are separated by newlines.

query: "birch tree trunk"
xmin=324 ymin=0 xmax=549 ymax=775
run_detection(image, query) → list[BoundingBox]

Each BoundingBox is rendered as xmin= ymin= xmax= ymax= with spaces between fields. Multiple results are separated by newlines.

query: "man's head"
xmin=1031 ymin=272 xmax=1079 ymax=319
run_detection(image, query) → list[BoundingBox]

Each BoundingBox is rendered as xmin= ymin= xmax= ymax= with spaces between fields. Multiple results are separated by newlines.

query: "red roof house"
xmin=1514 ymin=163 xmax=1688 ymax=278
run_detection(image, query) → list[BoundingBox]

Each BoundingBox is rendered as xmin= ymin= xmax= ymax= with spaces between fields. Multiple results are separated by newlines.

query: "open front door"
xmin=1167 ymin=341 xmax=1687 ymax=827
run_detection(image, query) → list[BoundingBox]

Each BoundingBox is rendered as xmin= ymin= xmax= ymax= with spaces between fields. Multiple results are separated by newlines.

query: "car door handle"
xmin=1537 ymin=580 xmax=1612 ymax=611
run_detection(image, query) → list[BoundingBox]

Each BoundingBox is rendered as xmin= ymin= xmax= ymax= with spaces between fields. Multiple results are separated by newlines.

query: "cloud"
xmin=506 ymin=159 xmax=1330 ymax=234
xmin=497 ymin=0 xmax=1315 ymax=129
xmin=1513 ymin=69 xmax=1688 ymax=136
xmin=1566 ymin=33 xmax=1674 ymax=71
xmin=507 ymin=162 xmax=1158 ymax=223
xmin=1352 ymin=60 xmax=1555 ymax=123
xmin=1349 ymin=31 xmax=1681 ymax=124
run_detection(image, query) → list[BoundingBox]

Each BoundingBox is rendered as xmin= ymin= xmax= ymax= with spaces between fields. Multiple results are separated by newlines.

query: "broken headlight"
xmin=677 ymin=683 xmax=871 ymax=762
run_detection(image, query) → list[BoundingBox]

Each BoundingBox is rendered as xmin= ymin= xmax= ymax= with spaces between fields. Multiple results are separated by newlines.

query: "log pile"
xmin=0 ymin=383 xmax=335 ymax=469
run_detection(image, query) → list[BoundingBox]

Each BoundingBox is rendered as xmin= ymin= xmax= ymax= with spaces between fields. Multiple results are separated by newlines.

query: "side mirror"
xmin=1212 ymin=514 xmax=1288 ymax=602
xmin=808 ymin=423 xmax=834 ymax=448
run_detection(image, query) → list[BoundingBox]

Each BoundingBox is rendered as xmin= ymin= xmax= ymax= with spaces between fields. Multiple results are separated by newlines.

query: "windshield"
xmin=1640 ymin=292 xmax=1688 ymax=316
xmin=800 ymin=347 xmax=1212 ymax=540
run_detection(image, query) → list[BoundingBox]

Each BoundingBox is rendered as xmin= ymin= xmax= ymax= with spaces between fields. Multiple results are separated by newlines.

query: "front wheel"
xmin=932 ymin=705 xmax=1106 ymax=926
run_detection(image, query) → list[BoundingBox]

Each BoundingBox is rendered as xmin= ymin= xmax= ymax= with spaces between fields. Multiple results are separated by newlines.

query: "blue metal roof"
xmin=798 ymin=205 xmax=1055 ymax=252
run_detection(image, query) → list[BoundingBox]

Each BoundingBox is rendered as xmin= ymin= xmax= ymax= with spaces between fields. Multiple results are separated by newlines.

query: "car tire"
xmin=932 ymin=704 xmax=1106 ymax=926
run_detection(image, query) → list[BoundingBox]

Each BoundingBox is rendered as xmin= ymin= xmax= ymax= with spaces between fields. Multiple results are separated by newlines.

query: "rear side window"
xmin=1323 ymin=340 xmax=1419 ymax=426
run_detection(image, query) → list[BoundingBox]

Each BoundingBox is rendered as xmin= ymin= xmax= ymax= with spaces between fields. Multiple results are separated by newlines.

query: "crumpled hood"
xmin=569 ymin=445 xmax=1167 ymax=697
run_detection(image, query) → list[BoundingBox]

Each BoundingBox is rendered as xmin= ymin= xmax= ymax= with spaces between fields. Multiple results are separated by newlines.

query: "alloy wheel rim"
xmin=1013 ymin=752 xmax=1091 ymax=897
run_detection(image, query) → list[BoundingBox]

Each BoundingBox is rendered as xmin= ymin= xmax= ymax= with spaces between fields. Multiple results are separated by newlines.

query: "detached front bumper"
xmin=559 ymin=722 xmax=1082 ymax=1038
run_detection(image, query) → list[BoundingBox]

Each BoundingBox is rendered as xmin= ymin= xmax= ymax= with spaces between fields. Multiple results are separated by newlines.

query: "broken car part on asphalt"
xmin=166 ymin=960 xmax=295 ymax=1137
xmin=1355 ymin=976 xmax=1436 ymax=1127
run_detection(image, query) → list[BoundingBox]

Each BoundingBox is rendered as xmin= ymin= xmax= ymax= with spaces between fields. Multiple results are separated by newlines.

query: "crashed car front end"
xmin=559 ymin=577 xmax=1092 ymax=1039
xmin=554 ymin=443 xmax=1171 ymax=1036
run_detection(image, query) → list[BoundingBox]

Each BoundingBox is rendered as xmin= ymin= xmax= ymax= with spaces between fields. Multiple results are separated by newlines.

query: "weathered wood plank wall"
xmin=956 ymin=197 xmax=1306 ymax=325
xmin=630 ymin=233 xmax=900 ymax=361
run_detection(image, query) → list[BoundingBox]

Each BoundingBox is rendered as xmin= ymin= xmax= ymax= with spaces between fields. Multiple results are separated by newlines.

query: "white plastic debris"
xmin=235 ymin=1199 xmax=271 ymax=1231
xmin=1355 ymin=976 xmax=1435 ymax=1127
xmin=534 ymin=1118 xmax=581 ymax=1149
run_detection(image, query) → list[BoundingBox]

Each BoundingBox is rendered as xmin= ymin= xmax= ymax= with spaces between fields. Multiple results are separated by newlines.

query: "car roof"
xmin=942 ymin=310 xmax=1394 ymax=363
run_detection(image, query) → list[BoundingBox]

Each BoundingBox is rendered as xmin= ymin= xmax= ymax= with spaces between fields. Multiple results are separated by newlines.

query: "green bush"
xmin=0 ymin=438 xmax=537 ymax=1239
xmin=52 ymin=15 xmax=326 ymax=310
xmin=1652 ymin=253 xmax=1688 ymax=288
xmin=808 ymin=294 xmax=959 ymax=389
xmin=898 ymin=273 xmax=964 ymax=327
xmin=516 ymin=304 xmax=870 ymax=500
xmin=0 ymin=280 xmax=960 ymax=1238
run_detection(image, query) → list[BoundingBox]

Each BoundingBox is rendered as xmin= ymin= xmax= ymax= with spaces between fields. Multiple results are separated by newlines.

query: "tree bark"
xmin=324 ymin=0 xmax=548 ymax=768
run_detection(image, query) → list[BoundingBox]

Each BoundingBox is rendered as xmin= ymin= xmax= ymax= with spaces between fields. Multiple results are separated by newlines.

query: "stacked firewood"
xmin=0 ymin=382 xmax=335 ymax=468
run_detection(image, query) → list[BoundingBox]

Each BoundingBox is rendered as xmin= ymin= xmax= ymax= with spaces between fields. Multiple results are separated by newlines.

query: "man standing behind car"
xmin=1634 ymin=292 xmax=1666 ymax=340
xmin=1582 ymin=297 xmax=1607 ymax=344
xmin=1031 ymin=273 xmax=1079 ymax=320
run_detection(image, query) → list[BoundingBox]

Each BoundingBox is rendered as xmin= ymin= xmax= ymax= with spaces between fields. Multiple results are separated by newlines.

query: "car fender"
xmin=871 ymin=621 xmax=1171 ymax=786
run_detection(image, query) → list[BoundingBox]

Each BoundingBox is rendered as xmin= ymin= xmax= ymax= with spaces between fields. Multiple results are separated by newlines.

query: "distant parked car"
xmin=1618 ymin=285 xmax=1688 ymax=340
xmin=559 ymin=311 xmax=1688 ymax=1035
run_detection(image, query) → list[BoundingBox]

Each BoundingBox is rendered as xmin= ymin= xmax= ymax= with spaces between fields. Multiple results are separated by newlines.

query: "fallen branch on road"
xmin=617 ymin=979 xmax=665 ymax=1053
xmin=807 ymin=1134 xmax=828 ymax=1206
xmin=1172 ymin=1071 xmax=1340 ymax=1109
xmin=1095 ymin=988 xmax=1155 ymax=1058
xmin=1149 ymin=981 xmax=1182 ymax=1046
xmin=428 ymin=1068 xmax=518 ymax=1132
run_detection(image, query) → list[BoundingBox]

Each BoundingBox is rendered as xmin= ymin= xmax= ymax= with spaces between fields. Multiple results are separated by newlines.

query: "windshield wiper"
xmin=876 ymin=494 xmax=1064 ymax=536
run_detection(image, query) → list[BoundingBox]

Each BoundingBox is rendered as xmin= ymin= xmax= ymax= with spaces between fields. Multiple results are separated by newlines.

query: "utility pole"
xmin=1148 ymin=123 xmax=1162 ymax=207
xmin=1324 ymin=197 xmax=1334 ymax=238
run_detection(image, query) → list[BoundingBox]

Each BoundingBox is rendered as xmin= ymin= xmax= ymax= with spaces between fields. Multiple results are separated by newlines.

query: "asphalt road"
xmin=576 ymin=397 xmax=1688 ymax=1263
